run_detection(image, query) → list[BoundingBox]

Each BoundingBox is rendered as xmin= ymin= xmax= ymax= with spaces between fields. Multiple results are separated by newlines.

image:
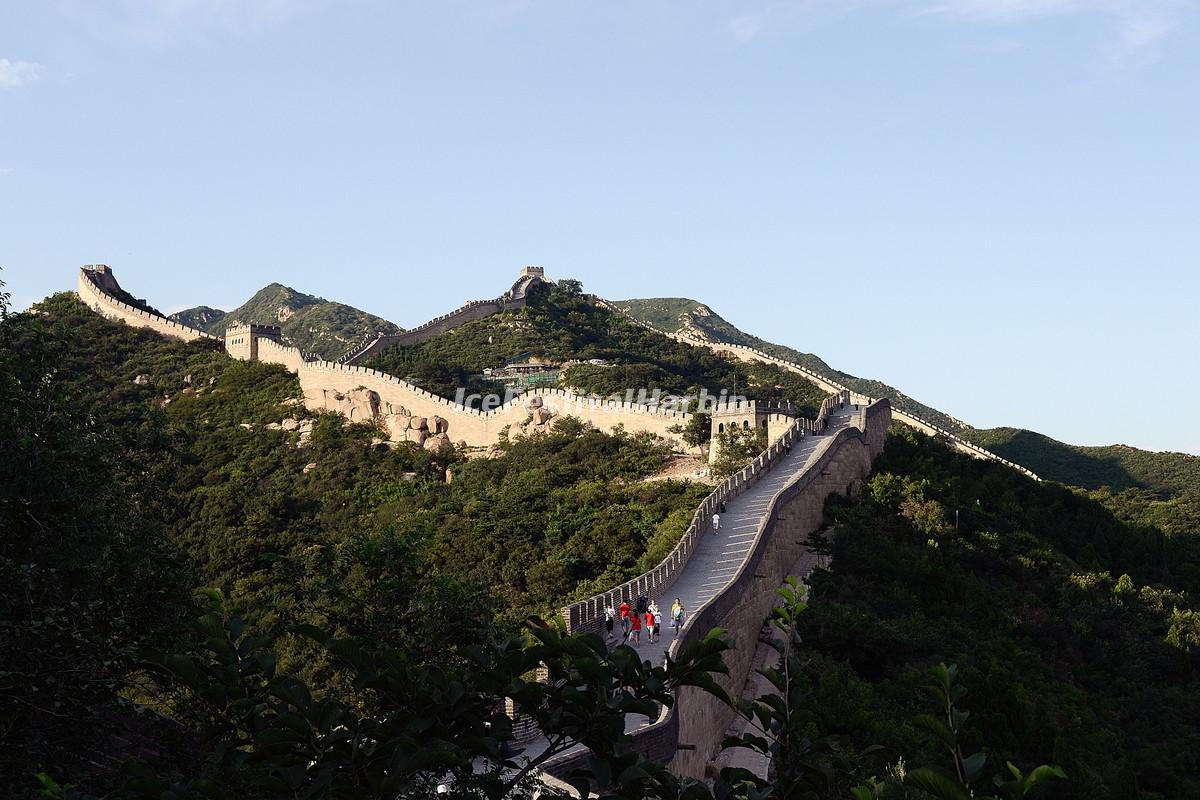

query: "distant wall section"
xmin=77 ymin=266 xmax=219 ymax=344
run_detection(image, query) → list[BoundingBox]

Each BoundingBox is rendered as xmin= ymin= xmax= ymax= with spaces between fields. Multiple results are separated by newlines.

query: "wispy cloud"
xmin=729 ymin=14 xmax=766 ymax=43
xmin=0 ymin=168 xmax=14 ymax=176
xmin=923 ymin=0 xmax=1084 ymax=23
xmin=923 ymin=0 xmax=1181 ymax=58
xmin=47 ymin=0 xmax=317 ymax=44
xmin=0 ymin=58 xmax=41 ymax=89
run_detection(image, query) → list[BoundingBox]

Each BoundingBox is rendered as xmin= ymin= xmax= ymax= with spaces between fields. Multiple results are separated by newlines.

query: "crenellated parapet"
xmin=541 ymin=393 xmax=891 ymax=776
xmin=335 ymin=267 xmax=551 ymax=364
xmin=77 ymin=266 xmax=220 ymax=344
xmin=75 ymin=265 xmax=697 ymax=451
xmin=600 ymin=298 xmax=1040 ymax=480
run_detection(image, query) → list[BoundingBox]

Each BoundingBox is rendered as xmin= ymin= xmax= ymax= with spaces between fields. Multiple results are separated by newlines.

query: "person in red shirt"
xmin=644 ymin=609 xmax=656 ymax=643
xmin=618 ymin=601 xmax=631 ymax=639
xmin=628 ymin=607 xmax=642 ymax=646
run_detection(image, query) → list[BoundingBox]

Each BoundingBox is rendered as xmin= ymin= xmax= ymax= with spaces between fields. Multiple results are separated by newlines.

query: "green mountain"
xmin=960 ymin=426 xmax=1200 ymax=496
xmin=613 ymin=297 xmax=967 ymax=431
xmin=364 ymin=281 xmax=828 ymax=417
xmin=168 ymin=305 xmax=226 ymax=329
xmin=171 ymin=283 xmax=400 ymax=360
xmin=614 ymin=298 xmax=1200 ymax=495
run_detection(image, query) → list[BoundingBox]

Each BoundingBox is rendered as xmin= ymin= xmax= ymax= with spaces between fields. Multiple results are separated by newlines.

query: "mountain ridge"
xmin=170 ymin=283 xmax=401 ymax=361
xmin=615 ymin=296 xmax=1199 ymax=496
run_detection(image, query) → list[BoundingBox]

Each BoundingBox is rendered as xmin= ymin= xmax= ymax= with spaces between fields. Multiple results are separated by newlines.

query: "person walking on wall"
xmin=671 ymin=598 xmax=685 ymax=635
xmin=712 ymin=512 xmax=721 ymax=535
xmin=603 ymin=603 xmax=616 ymax=642
xmin=644 ymin=608 xmax=656 ymax=643
xmin=629 ymin=606 xmax=642 ymax=646
xmin=618 ymin=600 xmax=631 ymax=640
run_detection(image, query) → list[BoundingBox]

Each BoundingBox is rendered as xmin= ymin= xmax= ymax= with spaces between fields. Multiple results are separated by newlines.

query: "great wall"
xmin=74 ymin=263 xmax=1036 ymax=784
xmin=77 ymin=265 xmax=696 ymax=452
xmin=595 ymin=298 xmax=1041 ymax=481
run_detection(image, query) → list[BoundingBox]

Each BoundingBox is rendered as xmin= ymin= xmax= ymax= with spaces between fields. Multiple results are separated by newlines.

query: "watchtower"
xmin=709 ymin=399 xmax=799 ymax=465
xmin=520 ymin=265 xmax=545 ymax=279
xmin=224 ymin=322 xmax=282 ymax=362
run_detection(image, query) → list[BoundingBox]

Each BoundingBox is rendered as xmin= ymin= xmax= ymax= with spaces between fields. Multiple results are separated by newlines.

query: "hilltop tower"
xmin=709 ymin=399 xmax=799 ymax=464
xmin=225 ymin=322 xmax=282 ymax=362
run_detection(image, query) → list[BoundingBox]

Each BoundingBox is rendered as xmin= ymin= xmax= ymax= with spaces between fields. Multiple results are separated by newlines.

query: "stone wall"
xmin=76 ymin=268 xmax=219 ymax=344
xmin=337 ymin=270 xmax=544 ymax=364
xmin=560 ymin=392 xmax=851 ymax=638
xmin=547 ymin=397 xmax=891 ymax=780
xmin=76 ymin=266 xmax=699 ymax=451
xmin=337 ymin=299 xmax=507 ymax=363
xmin=669 ymin=399 xmax=889 ymax=777
xmin=602 ymin=300 xmax=1040 ymax=481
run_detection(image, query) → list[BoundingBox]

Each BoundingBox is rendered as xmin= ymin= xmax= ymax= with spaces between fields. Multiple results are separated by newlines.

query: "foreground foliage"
xmin=790 ymin=426 xmax=1200 ymax=798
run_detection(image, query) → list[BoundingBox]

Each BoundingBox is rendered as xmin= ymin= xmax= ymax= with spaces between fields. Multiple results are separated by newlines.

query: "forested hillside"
xmin=171 ymin=283 xmax=401 ymax=360
xmin=366 ymin=282 xmax=828 ymax=415
xmin=4 ymin=281 xmax=1199 ymax=798
xmin=1 ymin=290 xmax=708 ymax=795
xmin=960 ymin=426 xmax=1200 ymax=495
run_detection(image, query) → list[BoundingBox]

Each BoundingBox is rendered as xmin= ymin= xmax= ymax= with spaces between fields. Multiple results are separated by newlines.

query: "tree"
xmin=711 ymin=426 xmax=767 ymax=478
xmin=0 ymin=280 xmax=186 ymax=793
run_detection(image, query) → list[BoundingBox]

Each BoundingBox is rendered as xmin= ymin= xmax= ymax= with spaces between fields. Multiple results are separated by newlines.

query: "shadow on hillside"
xmin=983 ymin=429 xmax=1138 ymax=491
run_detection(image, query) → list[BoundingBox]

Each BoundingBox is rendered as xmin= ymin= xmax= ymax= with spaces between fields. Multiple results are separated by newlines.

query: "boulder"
xmin=281 ymin=418 xmax=299 ymax=432
xmin=423 ymin=433 xmax=452 ymax=452
xmin=384 ymin=415 xmax=410 ymax=441
xmin=133 ymin=374 xmax=149 ymax=385
xmin=303 ymin=462 xmax=317 ymax=474
xmin=526 ymin=396 xmax=544 ymax=410
xmin=408 ymin=429 xmax=428 ymax=446
xmin=428 ymin=415 xmax=448 ymax=434
xmin=410 ymin=416 xmax=428 ymax=431
xmin=531 ymin=406 xmax=552 ymax=425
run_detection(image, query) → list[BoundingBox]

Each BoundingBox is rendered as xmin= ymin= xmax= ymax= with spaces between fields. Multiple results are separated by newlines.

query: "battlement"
xmin=224 ymin=322 xmax=282 ymax=361
xmin=520 ymin=265 xmax=545 ymax=278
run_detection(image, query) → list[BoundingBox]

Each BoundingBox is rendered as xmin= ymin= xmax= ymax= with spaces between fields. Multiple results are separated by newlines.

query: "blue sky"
xmin=2 ymin=1 xmax=1197 ymax=454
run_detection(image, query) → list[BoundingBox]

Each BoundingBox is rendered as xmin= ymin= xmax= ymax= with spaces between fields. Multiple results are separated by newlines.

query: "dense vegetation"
xmin=788 ymin=425 xmax=1200 ymax=798
xmin=613 ymin=297 xmax=965 ymax=431
xmin=7 ymin=278 xmax=1200 ymax=798
xmin=366 ymin=282 xmax=827 ymax=416
xmin=960 ymin=426 xmax=1200 ymax=496
xmin=172 ymin=282 xmax=401 ymax=360
xmin=0 ymin=291 xmax=708 ymax=795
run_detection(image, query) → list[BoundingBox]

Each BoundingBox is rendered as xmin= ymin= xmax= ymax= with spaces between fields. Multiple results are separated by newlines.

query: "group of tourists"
xmin=603 ymin=596 xmax=687 ymax=647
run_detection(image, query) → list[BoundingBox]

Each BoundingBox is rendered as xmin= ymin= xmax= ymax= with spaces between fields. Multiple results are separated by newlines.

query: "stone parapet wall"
xmin=338 ymin=271 xmax=543 ymax=364
xmin=76 ymin=268 xmax=219 ymax=344
xmin=545 ymin=396 xmax=891 ymax=781
xmin=77 ymin=267 xmax=699 ymax=450
xmin=600 ymin=299 xmax=1039 ymax=481
xmin=560 ymin=391 xmax=851 ymax=637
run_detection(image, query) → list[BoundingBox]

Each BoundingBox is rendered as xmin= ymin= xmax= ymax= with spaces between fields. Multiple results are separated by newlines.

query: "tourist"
xmin=712 ymin=512 xmax=721 ymax=535
xmin=671 ymin=598 xmax=685 ymax=634
xmin=629 ymin=606 xmax=643 ymax=646
xmin=603 ymin=603 xmax=616 ymax=641
xmin=618 ymin=600 xmax=631 ymax=639
xmin=644 ymin=608 xmax=656 ymax=643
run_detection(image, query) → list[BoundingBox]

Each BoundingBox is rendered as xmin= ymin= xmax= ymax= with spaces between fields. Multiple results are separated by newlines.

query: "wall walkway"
xmin=512 ymin=395 xmax=889 ymax=780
